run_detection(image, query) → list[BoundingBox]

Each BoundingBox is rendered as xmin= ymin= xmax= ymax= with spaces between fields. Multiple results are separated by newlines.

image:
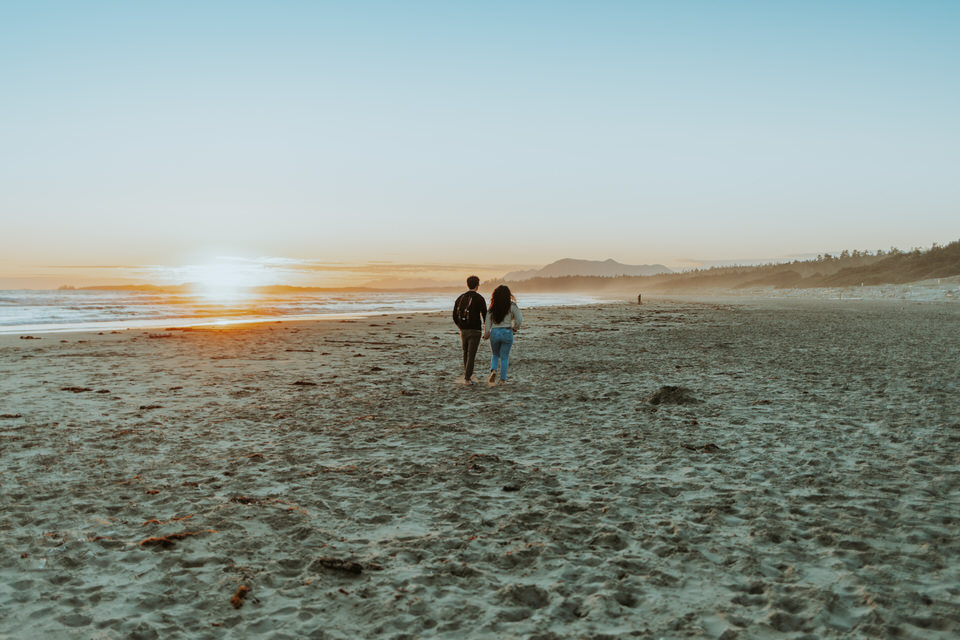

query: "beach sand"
xmin=1 ymin=299 xmax=958 ymax=638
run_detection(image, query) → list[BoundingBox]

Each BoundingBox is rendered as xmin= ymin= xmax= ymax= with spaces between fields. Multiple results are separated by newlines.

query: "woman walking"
xmin=484 ymin=285 xmax=522 ymax=385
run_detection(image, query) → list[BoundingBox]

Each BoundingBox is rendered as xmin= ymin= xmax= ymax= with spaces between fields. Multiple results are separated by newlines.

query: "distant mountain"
xmin=77 ymin=284 xmax=191 ymax=293
xmin=503 ymin=258 xmax=672 ymax=281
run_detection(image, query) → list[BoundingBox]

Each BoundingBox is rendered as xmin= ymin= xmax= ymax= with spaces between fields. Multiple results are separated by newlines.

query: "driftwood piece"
xmin=314 ymin=557 xmax=364 ymax=574
xmin=139 ymin=530 xmax=216 ymax=548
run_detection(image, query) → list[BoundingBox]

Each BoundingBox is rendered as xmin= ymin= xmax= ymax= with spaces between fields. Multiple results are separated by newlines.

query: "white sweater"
xmin=484 ymin=302 xmax=522 ymax=338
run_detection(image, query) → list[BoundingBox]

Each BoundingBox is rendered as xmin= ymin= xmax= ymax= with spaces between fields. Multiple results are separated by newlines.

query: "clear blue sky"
xmin=1 ymin=1 xmax=958 ymax=285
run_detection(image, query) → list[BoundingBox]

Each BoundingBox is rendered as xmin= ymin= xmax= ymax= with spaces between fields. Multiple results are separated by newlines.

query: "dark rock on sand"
xmin=647 ymin=386 xmax=699 ymax=405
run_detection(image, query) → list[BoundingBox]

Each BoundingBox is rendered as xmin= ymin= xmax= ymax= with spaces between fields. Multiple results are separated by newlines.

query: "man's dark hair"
xmin=466 ymin=275 xmax=480 ymax=290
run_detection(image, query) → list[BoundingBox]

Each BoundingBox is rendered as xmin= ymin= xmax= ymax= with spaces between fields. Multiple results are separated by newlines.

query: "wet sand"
xmin=1 ymin=299 xmax=958 ymax=638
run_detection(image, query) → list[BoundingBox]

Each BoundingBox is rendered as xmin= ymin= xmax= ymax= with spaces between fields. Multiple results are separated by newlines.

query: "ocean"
xmin=0 ymin=289 xmax=600 ymax=334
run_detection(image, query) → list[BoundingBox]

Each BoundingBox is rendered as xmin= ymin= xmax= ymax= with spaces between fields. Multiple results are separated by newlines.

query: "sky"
xmin=1 ymin=1 xmax=958 ymax=288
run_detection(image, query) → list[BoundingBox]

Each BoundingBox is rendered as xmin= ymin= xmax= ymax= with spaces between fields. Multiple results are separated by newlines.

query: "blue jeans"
xmin=489 ymin=327 xmax=514 ymax=380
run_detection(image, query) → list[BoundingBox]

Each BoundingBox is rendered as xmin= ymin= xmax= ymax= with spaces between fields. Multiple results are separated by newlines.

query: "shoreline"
xmin=4 ymin=282 xmax=958 ymax=337
xmin=0 ymin=293 xmax=604 ymax=337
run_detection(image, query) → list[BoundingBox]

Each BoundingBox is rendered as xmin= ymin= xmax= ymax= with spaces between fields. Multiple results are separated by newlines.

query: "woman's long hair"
xmin=489 ymin=285 xmax=515 ymax=324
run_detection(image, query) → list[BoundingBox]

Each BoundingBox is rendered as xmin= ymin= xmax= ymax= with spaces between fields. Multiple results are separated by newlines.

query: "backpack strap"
xmin=455 ymin=292 xmax=473 ymax=328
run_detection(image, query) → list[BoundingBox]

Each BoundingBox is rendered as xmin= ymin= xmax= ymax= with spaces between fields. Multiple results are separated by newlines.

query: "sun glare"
xmin=187 ymin=263 xmax=257 ymax=302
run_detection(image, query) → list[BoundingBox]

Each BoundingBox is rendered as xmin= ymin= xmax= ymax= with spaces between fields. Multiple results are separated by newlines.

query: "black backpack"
xmin=454 ymin=293 xmax=473 ymax=328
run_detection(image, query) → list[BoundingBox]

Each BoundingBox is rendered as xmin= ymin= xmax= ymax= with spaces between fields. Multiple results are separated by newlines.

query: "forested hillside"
xmin=491 ymin=241 xmax=960 ymax=294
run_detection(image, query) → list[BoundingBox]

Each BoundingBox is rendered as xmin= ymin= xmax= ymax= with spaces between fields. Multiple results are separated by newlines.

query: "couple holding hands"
xmin=453 ymin=275 xmax=523 ymax=386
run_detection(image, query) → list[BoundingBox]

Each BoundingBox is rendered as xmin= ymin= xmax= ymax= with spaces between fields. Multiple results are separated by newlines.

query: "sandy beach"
xmin=1 ymin=298 xmax=958 ymax=639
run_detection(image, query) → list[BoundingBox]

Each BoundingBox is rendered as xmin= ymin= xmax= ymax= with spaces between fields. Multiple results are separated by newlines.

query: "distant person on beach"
xmin=483 ymin=285 xmax=522 ymax=385
xmin=453 ymin=276 xmax=487 ymax=384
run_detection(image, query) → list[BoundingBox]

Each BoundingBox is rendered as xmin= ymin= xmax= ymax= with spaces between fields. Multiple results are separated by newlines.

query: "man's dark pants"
xmin=460 ymin=329 xmax=482 ymax=381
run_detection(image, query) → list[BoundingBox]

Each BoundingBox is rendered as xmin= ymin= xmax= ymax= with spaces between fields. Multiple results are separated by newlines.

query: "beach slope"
xmin=1 ymin=300 xmax=958 ymax=638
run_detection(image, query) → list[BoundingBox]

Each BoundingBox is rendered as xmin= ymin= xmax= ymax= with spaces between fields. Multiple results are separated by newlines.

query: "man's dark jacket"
xmin=453 ymin=291 xmax=487 ymax=331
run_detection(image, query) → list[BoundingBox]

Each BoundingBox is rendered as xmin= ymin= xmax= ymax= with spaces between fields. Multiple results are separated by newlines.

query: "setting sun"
xmin=185 ymin=263 xmax=258 ymax=301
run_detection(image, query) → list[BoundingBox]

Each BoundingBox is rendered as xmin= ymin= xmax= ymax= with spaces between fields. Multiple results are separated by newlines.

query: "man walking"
xmin=452 ymin=275 xmax=487 ymax=384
